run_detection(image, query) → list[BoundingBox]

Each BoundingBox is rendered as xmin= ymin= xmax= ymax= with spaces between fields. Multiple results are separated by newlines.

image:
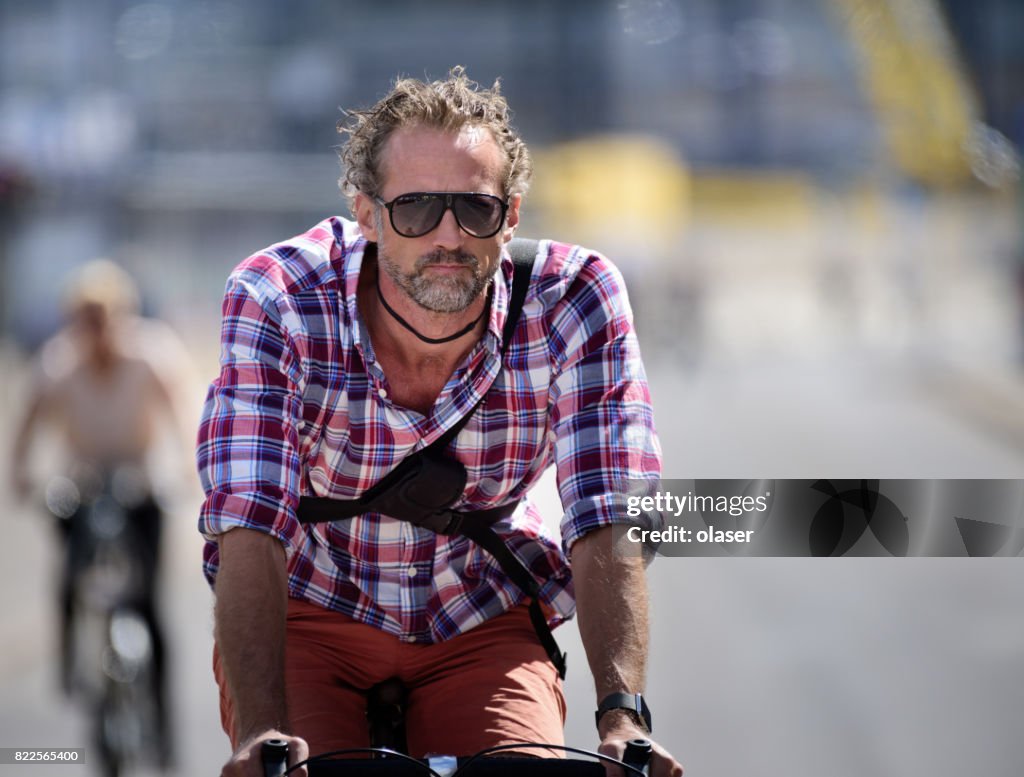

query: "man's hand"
xmin=597 ymin=711 xmax=683 ymax=777
xmin=220 ymin=729 xmax=310 ymax=777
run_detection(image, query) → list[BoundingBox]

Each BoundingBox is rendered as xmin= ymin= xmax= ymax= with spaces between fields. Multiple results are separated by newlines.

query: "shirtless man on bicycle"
xmin=198 ymin=68 xmax=683 ymax=777
xmin=10 ymin=260 xmax=185 ymax=766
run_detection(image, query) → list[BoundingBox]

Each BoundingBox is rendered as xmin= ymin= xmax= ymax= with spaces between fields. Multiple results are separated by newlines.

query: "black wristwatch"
xmin=595 ymin=692 xmax=652 ymax=733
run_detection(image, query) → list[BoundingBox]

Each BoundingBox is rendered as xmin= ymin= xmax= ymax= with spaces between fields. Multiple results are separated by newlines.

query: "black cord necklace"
xmin=376 ymin=282 xmax=487 ymax=345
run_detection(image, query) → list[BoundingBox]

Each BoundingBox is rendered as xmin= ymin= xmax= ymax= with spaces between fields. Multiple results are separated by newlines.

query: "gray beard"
xmin=377 ymin=244 xmax=494 ymax=313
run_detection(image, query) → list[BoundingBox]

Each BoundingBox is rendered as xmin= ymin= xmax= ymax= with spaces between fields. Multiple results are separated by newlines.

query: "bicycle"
xmin=46 ymin=469 xmax=171 ymax=776
xmin=251 ymin=676 xmax=653 ymax=777
xmin=259 ymin=736 xmax=654 ymax=777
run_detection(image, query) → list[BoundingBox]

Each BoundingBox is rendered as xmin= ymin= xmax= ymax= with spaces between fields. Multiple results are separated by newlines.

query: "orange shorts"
xmin=213 ymin=598 xmax=566 ymax=757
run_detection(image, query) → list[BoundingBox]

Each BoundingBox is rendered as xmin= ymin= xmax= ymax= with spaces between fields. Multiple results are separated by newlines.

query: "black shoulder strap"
xmin=428 ymin=237 xmax=537 ymax=453
xmin=295 ymin=236 xmax=568 ymax=678
xmin=459 ymin=519 xmax=567 ymax=679
xmin=428 ymin=237 xmax=567 ymax=678
xmin=503 ymin=237 xmax=537 ymax=347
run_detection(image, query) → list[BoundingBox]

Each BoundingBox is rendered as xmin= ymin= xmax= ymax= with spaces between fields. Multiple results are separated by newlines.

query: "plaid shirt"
xmin=197 ymin=217 xmax=661 ymax=643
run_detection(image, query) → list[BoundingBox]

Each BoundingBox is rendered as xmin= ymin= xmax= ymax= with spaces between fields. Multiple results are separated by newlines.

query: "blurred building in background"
xmin=0 ymin=0 xmax=1021 ymax=432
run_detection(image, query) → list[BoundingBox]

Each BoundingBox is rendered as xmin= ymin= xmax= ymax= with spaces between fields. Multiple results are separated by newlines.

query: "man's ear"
xmin=354 ymin=192 xmax=380 ymax=242
xmin=502 ymin=194 xmax=522 ymax=243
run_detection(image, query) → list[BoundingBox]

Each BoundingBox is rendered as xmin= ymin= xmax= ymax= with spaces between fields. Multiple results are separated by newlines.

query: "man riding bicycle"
xmin=10 ymin=260 xmax=183 ymax=767
xmin=198 ymin=68 xmax=683 ymax=777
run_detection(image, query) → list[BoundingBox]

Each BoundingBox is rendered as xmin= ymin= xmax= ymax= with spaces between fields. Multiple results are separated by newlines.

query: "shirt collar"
xmin=335 ymin=218 xmax=371 ymax=355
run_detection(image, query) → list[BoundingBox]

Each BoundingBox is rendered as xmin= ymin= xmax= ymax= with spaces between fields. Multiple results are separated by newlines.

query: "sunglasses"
xmin=374 ymin=191 xmax=509 ymax=239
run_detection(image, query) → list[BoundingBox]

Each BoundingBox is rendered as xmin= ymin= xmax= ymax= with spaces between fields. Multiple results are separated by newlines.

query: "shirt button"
xmin=406 ymin=566 xmax=418 ymax=578
xmin=378 ymin=387 xmax=388 ymax=399
xmin=407 ymin=635 xmax=418 ymax=643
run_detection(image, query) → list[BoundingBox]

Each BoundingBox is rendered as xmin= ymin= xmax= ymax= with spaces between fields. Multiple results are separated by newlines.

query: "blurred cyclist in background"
xmin=9 ymin=259 xmax=188 ymax=766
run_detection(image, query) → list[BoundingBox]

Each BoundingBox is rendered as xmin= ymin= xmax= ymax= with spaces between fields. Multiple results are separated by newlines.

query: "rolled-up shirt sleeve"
xmin=549 ymin=253 xmax=662 ymax=552
xmin=197 ymin=270 xmax=306 ymax=565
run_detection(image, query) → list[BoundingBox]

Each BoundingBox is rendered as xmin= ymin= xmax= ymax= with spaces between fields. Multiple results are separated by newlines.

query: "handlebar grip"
xmin=622 ymin=738 xmax=653 ymax=776
xmin=261 ymin=738 xmax=289 ymax=777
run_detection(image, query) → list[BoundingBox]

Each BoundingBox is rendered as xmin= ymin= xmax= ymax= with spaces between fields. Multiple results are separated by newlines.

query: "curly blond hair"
xmin=337 ymin=66 xmax=532 ymax=206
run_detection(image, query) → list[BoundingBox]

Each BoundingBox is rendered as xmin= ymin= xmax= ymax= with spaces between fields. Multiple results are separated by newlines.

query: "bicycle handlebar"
xmin=261 ymin=738 xmax=653 ymax=777
xmin=261 ymin=738 xmax=289 ymax=777
xmin=622 ymin=739 xmax=652 ymax=777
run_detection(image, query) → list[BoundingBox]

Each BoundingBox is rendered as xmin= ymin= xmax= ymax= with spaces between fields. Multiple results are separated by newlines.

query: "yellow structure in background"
xmin=532 ymin=134 xmax=820 ymax=243
xmin=531 ymin=135 xmax=691 ymax=258
xmin=688 ymin=171 xmax=817 ymax=227
xmin=834 ymin=0 xmax=978 ymax=187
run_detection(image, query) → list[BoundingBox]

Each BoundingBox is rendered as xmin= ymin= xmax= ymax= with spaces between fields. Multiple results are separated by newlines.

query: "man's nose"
xmin=432 ymin=206 xmax=464 ymax=250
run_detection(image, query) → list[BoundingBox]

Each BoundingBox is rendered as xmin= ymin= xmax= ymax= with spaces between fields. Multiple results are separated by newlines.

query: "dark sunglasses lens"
xmin=453 ymin=194 xmax=504 ymax=237
xmin=391 ymin=196 xmax=445 ymax=237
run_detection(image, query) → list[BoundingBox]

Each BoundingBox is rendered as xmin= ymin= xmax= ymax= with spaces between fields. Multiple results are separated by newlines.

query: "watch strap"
xmin=595 ymin=692 xmax=652 ymax=733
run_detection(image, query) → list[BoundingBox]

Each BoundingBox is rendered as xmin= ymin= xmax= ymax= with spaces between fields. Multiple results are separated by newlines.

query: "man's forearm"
xmin=571 ymin=525 xmax=650 ymax=700
xmin=215 ymin=528 xmax=290 ymax=743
